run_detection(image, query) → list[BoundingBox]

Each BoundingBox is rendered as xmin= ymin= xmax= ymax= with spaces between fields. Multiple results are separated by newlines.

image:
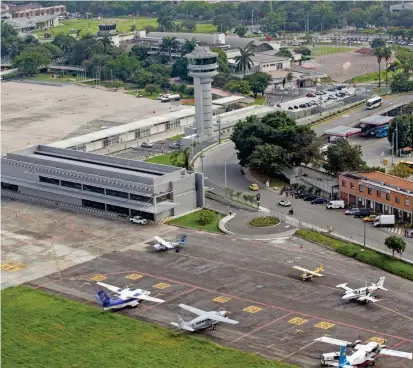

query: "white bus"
xmin=366 ymin=96 xmax=382 ymax=109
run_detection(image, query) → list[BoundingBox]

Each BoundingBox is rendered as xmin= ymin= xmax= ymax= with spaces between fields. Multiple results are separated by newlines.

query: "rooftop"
xmin=359 ymin=115 xmax=393 ymax=126
xmin=4 ymin=14 xmax=58 ymax=29
xmin=324 ymin=126 xmax=361 ymax=137
xmin=212 ymin=95 xmax=252 ymax=106
xmin=344 ymin=171 xmax=413 ymax=193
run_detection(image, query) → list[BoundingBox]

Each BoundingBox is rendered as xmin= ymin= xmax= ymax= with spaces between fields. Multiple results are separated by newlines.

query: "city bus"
xmin=399 ymin=161 xmax=413 ymax=171
xmin=366 ymin=96 xmax=382 ymax=109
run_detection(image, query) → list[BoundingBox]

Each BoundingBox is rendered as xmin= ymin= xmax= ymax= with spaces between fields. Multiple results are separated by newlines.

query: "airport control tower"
xmin=186 ymin=46 xmax=218 ymax=142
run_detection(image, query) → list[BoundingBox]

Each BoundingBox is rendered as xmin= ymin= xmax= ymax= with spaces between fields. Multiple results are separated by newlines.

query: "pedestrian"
xmin=286 ymin=191 xmax=289 ymax=197
xmin=405 ymin=229 xmax=408 ymax=238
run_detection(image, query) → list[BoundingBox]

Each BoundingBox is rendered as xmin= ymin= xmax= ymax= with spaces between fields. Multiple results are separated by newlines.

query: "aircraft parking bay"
xmin=28 ymin=231 xmax=413 ymax=367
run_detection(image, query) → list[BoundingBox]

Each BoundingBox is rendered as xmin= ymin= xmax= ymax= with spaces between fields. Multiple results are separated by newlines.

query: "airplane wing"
xmin=336 ymin=283 xmax=353 ymax=292
xmin=206 ymin=313 xmax=239 ymax=325
xmin=380 ymin=349 xmax=413 ymax=359
xmin=358 ymin=295 xmax=380 ymax=303
xmin=135 ymin=294 xmax=165 ymax=303
xmin=315 ymin=336 xmax=352 ymax=347
xmin=178 ymin=303 xmax=207 ymax=316
xmin=293 ymin=266 xmax=323 ymax=277
xmin=154 ymin=236 xmax=174 ymax=249
xmin=97 ymin=282 xmax=121 ymax=293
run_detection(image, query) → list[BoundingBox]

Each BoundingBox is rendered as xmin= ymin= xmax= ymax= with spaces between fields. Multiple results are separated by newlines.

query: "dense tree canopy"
xmin=391 ymin=73 xmax=413 ymax=93
xmin=243 ymin=72 xmax=271 ymax=98
xmin=231 ymin=112 xmax=322 ymax=176
xmin=387 ymin=114 xmax=413 ymax=151
xmin=323 ymin=140 xmax=366 ymax=176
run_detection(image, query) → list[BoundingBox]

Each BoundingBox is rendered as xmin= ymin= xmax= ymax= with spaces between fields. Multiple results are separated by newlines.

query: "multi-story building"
xmin=9 ymin=3 xmax=66 ymax=18
xmin=1 ymin=145 xmax=204 ymax=222
xmin=339 ymin=171 xmax=413 ymax=223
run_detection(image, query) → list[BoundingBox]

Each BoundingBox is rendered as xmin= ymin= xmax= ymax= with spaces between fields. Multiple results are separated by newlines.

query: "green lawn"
xmin=146 ymin=152 xmax=183 ymax=166
xmin=312 ymin=46 xmax=356 ymax=57
xmin=25 ymin=72 xmax=76 ymax=83
xmin=2 ymin=286 xmax=296 ymax=368
xmin=351 ymin=70 xmax=399 ymax=84
xmin=168 ymin=210 xmax=221 ymax=233
xmin=295 ymin=229 xmax=413 ymax=281
xmin=36 ymin=18 xmax=216 ymax=37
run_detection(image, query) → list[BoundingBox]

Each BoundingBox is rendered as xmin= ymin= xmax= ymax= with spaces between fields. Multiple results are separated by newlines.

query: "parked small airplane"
xmin=316 ymin=336 xmax=412 ymax=367
xmin=293 ymin=264 xmax=324 ymax=281
xmin=95 ymin=282 xmax=165 ymax=310
xmin=171 ymin=303 xmax=239 ymax=332
xmin=153 ymin=235 xmax=186 ymax=252
xmin=337 ymin=277 xmax=387 ymax=304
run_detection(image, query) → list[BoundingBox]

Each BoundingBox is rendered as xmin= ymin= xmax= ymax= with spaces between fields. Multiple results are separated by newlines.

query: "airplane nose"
xmin=219 ymin=311 xmax=227 ymax=316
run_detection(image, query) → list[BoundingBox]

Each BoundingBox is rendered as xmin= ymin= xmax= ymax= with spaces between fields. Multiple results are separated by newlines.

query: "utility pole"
xmin=252 ymin=9 xmax=254 ymax=26
xmin=396 ymin=120 xmax=399 ymax=158
xmin=217 ymin=116 xmax=221 ymax=144
xmin=224 ymin=160 xmax=227 ymax=188
xmin=363 ymin=220 xmax=366 ymax=251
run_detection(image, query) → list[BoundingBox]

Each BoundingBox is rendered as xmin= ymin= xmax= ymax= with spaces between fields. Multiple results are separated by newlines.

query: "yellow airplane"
xmin=293 ymin=264 xmax=324 ymax=281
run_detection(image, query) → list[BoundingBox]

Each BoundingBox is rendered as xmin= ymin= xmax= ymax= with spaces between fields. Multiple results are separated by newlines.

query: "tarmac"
xmin=19 ymin=215 xmax=413 ymax=367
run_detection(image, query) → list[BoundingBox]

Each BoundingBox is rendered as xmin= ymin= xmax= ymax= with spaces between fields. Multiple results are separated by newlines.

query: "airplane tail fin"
xmin=95 ymin=290 xmax=111 ymax=307
xmin=318 ymin=264 xmax=324 ymax=272
xmin=375 ymin=276 xmax=387 ymax=291
xmin=171 ymin=315 xmax=194 ymax=332
xmin=179 ymin=235 xmax=187 ymax=245
xmin=339 ymin=345 xmax=349 ymax=367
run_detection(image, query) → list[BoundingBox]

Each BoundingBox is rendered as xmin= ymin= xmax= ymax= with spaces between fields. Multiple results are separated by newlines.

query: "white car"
xmin=129 ymin=216 xmax=148 ymax=225
xmin=278 ymin=199 xmax=291 ymax=207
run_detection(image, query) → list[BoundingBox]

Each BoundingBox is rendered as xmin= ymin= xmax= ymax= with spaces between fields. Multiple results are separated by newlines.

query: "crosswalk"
xmin=382 ymin=227 xmax=404 ymax=235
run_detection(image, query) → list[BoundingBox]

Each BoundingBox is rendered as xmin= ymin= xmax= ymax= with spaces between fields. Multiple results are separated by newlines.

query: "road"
xmin=196 ymin=94 xmax=413 ymax=259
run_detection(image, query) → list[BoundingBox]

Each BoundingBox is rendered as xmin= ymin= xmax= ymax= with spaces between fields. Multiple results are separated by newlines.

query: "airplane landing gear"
xmin=175 ymin=249 xmax=180 ymax=253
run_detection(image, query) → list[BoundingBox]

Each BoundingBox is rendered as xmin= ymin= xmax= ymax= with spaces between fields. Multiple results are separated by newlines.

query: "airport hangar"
xmin=1 ymin=104 xmax=273 ymax=222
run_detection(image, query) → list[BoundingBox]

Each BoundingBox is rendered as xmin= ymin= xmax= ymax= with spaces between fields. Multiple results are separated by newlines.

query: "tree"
xmin=244 ymin=72 xmax=271 ymax=98
xmin=213 ymin=14 xmax=236 ymax=33
xmin=52 ymin=33 xmax=76 ymax=54
xmin=182 ymin=19 xmax=197 ymax=32
xmin=388 ymin=163 xmax=411 ymax=179
xmin=286 ymin=71 xmax=294 ymax=89
xmin=211 ymin=47 xmax=229 ymax=73
xmin=130 ymin=24 xmax=136 ymax=32
xmin=249 ymin=144 xmax=291 ymax=176
xmin=391 ymin=73 xmax=413 ymax=93
xmin=387 ymin=114 xmax=413 ymax=152
xmin=381 ymin=46 xmax=392 ymax=87
xmin=171 ymin=57 xmax=191 ymax=82
xmin=171 ymin=147 xmax=191 ymax=170
xmin=145 ymin=84 xmax=159 ymax=95
xmin=323 ymin=140 xmax=366 ymax=176
xmin=403 ymin=102 xmax=413 ymax=115
xmin=130 ymin=44 xmax=148 ymax=61
xmin=157 ymin=8 xmax=175 ymax=31
xmin=224 ymin=79 xmax=251 ymax=95
xmin=13 ymin=49 xmax=51 ymax=76
xmin=198 ymin=210 xmax=215 ymax=226
xmin=345 ymin=8 xmax=366 ymax=29
xmin=374 ymin=47 xmax=384 ymax=88
xmin=1 ymin=22 xmax=23 ymax=59
xmin=234 ymin=25 xmax=248 ymax=38
xmin=111 ymin=80 xmax=124 ymax=91
xmin=234 ymin=46 xmax=254 ymax=76
xmin=385 ymin=236 xmax=406 ymax=258
xmin=261 ymin=11 xmax=283 ymax=35
xmin=371 ymin=38 xmax=386 ymax=49
xmin=161 ymin=36 xmax=180 ymax=62
xmin=294 ymin=46 xmax=312 ymax=56
xmin=182 ymin=38 xmax=197 ymax=54
xmin=103 ymin=54 xmax=140 ymax=82
xmin=276 ymin=47 xmax=294 ymax=59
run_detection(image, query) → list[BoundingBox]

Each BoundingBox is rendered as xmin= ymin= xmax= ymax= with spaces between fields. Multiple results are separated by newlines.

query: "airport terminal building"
xmin=1 ymin=145 xmax=204 ymax=222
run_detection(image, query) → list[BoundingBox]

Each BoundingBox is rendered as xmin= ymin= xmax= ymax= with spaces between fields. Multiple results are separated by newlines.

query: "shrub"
xmin=198 ymin=210 xmax=215 ymax=226
xmin=249 ymin=216 xmax=280 ymax=227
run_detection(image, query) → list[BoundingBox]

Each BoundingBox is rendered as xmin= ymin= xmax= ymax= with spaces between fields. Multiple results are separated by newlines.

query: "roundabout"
xmin=248 ymin=216 xmax=280 ymax=228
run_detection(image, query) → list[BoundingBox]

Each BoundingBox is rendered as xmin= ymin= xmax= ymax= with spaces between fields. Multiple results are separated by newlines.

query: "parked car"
xmin=326 ymin=200 xmax=345 ymax=209
xmin=306 ymin=92 xmax=316 ymax=97
xmin=141 ymin=142 xmax=154 ymax=148
xmin=249 ymin=183 xmax=259 ymax=191
xmin=297 ymin=192 xmax=310 ymax=199
xmin=363 ymin=215 xmax=377 ymax=223
xmin=311 ymin=197 xmax=327 ymax=204
xmin=278 ymin=199 xmax=291 ymax=207
xmin=129 ymin=216 xmax=148 ymax=225
xmin=354 ymin=210 xmax=372 ymax=218
xmin=304 ymin=194 xmax=317 ymax=201
xmin=345 ymin=207 xmax=360 ymax=215
xmin=168 ymin=142 xmax=182 ymax=149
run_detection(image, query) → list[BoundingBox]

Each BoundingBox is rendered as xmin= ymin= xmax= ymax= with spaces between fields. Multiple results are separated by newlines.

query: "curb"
xmin=218 ymin=214 xmax=236 ymax=235
xmin=191 ymin=139 xmax=231 ymax=168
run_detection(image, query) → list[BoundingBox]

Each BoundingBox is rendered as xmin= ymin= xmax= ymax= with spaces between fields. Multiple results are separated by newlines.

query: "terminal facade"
xmin=1 ymin=145 xmax=204 ymax=222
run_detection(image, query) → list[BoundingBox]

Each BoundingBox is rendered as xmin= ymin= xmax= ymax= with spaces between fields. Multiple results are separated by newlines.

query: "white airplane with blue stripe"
xmin=316 ymin=336 xmax=412 ymax=367
xmin=95 ymin=282 xmax=165 ymax=310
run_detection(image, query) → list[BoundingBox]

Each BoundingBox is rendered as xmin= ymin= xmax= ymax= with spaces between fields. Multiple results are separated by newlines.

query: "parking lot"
xmin=15 ymin=207 xmax=413 ymax=367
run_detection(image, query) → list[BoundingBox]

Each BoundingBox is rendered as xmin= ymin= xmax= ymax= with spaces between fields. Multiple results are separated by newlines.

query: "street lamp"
xmin=362 ymin=220 xmax=366 ymax=252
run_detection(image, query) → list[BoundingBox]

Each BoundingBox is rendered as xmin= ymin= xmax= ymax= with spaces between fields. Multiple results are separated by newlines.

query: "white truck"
xmin=373 ymin=214 xmax=395 ymax=227
xmin=160 ymin=94 xmax=180 ymax=102
xmin=326 ymin=200 xmax=345 ymax=209
xmin=129 ymin=216 xmax=148 ymax=225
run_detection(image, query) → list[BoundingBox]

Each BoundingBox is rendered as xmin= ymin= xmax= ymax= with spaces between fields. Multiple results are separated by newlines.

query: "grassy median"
xmin=295 ymin=229 xmax=413 ymax=281
xmin=168 ymin=210 xmax=221 ymax=233
xmin=2 ymin=287 xmax=297 ymax=368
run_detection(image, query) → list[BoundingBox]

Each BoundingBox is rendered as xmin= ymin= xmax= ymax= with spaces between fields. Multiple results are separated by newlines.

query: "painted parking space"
xmin=243 ymin=306 xmax=263 ymax=314
xmin=125 ymin=273 xmax=143 ymax=280
xmin=288 ymin=317 xmax=309 ymax=326
xmin=213 ymin=296 xmax=232 ymax=303
xmin=153 ymin=282 xmax=171 ymax=290
xmin=314 ymin=321 xmax=335 ymax=330
xmin=1 ymin=262 xmax=28 ymax=272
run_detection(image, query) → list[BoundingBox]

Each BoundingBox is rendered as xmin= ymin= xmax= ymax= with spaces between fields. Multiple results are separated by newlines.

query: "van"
xmin=373 ymin=215 xmax=395 ymax=227
xmin=326 ymin=200 xmax=345 ymax=209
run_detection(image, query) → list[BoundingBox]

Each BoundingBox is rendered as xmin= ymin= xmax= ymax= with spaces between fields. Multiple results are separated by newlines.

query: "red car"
xmin=306 ymin=93 xmax=316 ymax=97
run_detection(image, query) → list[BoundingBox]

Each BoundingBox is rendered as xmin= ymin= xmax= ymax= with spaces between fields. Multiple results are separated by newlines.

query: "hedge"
xmin=249 ymin=216 xmax=280 ymax=227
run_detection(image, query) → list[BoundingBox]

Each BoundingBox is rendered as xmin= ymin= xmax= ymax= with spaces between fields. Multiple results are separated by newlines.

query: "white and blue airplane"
xmin=95 ymin=282 xmax=165 ymax=310
xmin=317 ymin=336 xmax=412 ymax=367
xmin=337 ymin=276 xmax=387 ymax=304
xmin=153 ymin=235 xmax=186 ymax=252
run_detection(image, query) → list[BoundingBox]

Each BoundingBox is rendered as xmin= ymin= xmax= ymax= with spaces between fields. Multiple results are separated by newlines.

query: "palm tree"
xmin=374 ymin=47 xmax=384 ymax=88
xmin=130 ymin=24 xmax=136 ymax=32
xmin=100 ymin=36 xmax=114 ymax=54
xmin=234 ymin=46 xmax=254 ymax=76
xmin=381 ymin=46 xmax=392 ymax=87
xmin=161 ymin=36 xmax=180 ymax=62
xmin=182 ymin=38 xmax=197 ymax=54
xmin=157 ymin=11 xmax=175 ymax=32
xmin=286 ymin=71 xmax=293 ymax=90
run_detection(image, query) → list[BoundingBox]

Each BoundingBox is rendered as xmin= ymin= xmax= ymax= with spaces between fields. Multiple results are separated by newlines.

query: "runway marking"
xmin=278 ymin=340 xmax=317 ymax=362
xmin=89 ymin=274 xmax=107 ymax=282
xmin=125 ymin=273 xmax=143 ymax=280
xmin=153 ymin=282 xmax=171 ymax=289
xmin=1 ymin=261 xmax=28 ymax=272
xmin=390 ymin=340 xmax=406 ymax=349
xmin=124 ymin=269 xmax=413 ymax=343
xmin=369 ymin=337 xmax=386 ymax=344
xmin=243 ymin=306 xmax=262 ymax=314
xmin=288 ymin=317 xmax=308 ymax=326
xmin=375 ymin=303 xmax=413 ymax=322
xmin=230 ymin=313 xmax=292 ymax=344
xmin=314 ymin=322 xmax=335 ymax=330
xmin=213 ymin=296 xmax=232 ymax=303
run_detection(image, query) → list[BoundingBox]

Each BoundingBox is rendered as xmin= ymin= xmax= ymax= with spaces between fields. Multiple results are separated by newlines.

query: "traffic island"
xmin=167 ymin=209 xmax=222 ymax=233
xmin=248 ymin=216 xmax=281 ymax=228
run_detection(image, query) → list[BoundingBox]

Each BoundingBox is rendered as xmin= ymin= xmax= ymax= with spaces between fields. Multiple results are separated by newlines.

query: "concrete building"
xmin=1 ymin=145 xmax=204 ymax=222
xmin=186 ymin=46 xmax=219 ymax=142
xmin=389 ymin=2 xmax=413 ymax=13
xmin=4 ymin=14 xmax=60 ymax=34
xmin=8 ymin=3 xmax=66 ymax=18
xmin=339 ymin=171 xmax=413 ymax=223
